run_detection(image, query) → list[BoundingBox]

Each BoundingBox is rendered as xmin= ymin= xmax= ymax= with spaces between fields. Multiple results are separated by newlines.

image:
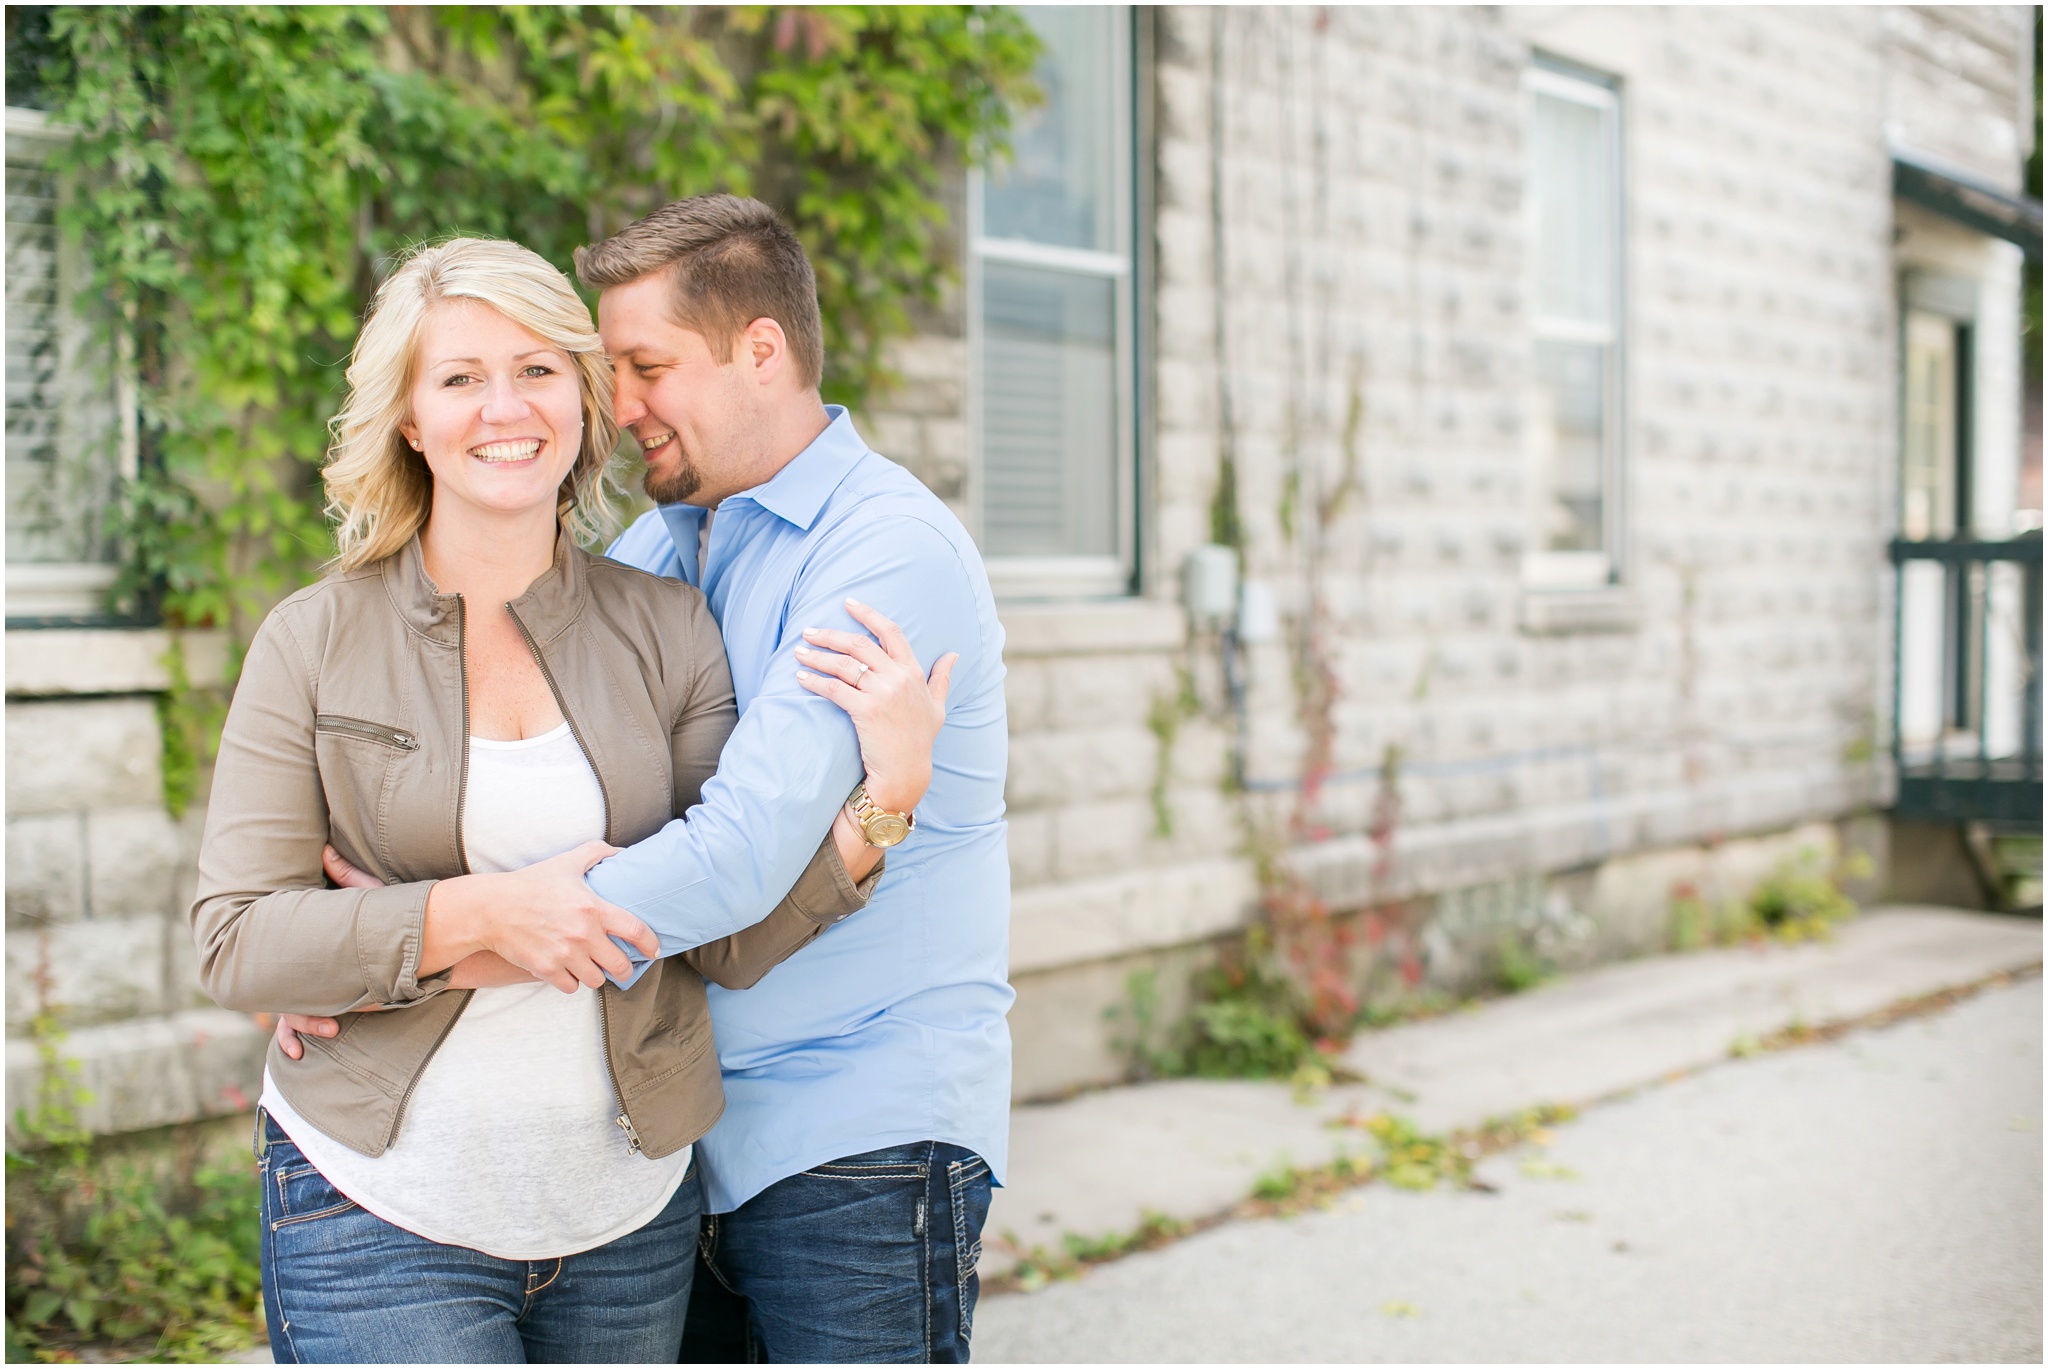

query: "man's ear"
xmin=743 ymin=316 xmax=789 ymax=387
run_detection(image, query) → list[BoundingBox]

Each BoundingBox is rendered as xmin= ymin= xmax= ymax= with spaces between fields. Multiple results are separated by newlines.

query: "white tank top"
xmin=260 ymin=722 xmax=691 ymax=1260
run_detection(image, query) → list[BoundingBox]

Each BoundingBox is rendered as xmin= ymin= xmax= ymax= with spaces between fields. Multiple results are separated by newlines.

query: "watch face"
xmin=866 ymin=813 xmax=911 ymax=848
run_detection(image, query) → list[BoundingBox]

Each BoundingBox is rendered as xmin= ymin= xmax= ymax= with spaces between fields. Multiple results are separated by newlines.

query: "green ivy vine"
xmin=17 ymin=5 xmax=1040 ymax=636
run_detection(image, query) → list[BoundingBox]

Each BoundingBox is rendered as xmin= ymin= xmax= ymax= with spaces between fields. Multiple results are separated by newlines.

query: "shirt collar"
xmin=732 ymin=405 xmax=866 ymax=532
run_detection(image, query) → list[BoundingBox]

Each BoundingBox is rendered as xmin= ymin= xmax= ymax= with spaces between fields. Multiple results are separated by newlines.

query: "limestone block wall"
xmin=1156 ymin=5 xmax=1907 ymax=912
xmin=4 ymin=630 xmax=266 ymax=1138
xmin=1883 ymin=4 xmax=2034 ymax=189
xmin=968 ymin=7 xmax=2026 ymax=1096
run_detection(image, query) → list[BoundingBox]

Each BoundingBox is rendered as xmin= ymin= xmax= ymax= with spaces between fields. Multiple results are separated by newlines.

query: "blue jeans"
xmin=682 ymin=1141 xmax=993 ymax=1363
xmin=256 ymin=1111 xmax=701 ymax=1363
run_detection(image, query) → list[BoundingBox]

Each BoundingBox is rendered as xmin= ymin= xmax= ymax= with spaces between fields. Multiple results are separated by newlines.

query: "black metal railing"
xmin=1888 ymin=532 xmax=2042 ymax=826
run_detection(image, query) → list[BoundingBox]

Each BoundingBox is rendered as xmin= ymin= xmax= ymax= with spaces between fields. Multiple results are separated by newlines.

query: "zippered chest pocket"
xmin=315 ymin=715 xmax=420 ymax=751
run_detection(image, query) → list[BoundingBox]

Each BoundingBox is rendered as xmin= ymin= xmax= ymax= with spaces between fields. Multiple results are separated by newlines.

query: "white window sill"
xmin=1518 ymin=586 xmax=1643 ymax=635
xmin=999 ymin=598 xmax=1185 ymax=658
xmin=7 ymin=563 xmax=119 ymax=621
xmin=985 ymin=554 xmax=1131 ymax=603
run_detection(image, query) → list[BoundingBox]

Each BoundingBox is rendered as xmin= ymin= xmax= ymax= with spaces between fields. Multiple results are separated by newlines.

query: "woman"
xmin=189 ymin=237 xmax=949 ymax=1363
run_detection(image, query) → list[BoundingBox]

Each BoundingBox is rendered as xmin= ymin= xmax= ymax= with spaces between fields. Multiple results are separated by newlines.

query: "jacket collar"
xmin=380 ymin=526 xmax=587 ymax=646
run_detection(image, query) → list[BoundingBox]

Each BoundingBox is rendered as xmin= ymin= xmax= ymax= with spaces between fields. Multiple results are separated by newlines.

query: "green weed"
xmin=5 ymin=1017 xmax=262 ymax=1363
xmin=1492 ymin=932 xmax=1550 ymax=994
xmin=994 ymin=1210 xmax=1192 ymax=1293
xmin=1669 ymin=846 xmax=1870 ymax=952
xmin=1114 ymin=947 xmax=1330 ymax=1083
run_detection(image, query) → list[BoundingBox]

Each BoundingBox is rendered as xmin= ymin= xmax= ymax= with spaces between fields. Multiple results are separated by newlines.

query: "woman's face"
xmin=400 ymin=298 xmax=585 ymax=526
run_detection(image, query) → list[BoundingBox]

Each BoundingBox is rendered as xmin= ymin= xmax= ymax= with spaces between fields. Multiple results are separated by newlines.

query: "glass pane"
xmin=983 ymin=7 xmax=1116 ymax=252
xmin=1531 ymin=90 xmax=1612 ymax=326
xmin=1528 ymin=339 xmax=1605 ymax=555
xmin=7 ymin=154 xmax=59 ymax=467
xmin=1901 ymin=311 xmax=1959 ymax=540
xmin=6 ymin=148 xmax=115 ymax=566
xmin=982 ymin=262 xmax=1117 ymax=558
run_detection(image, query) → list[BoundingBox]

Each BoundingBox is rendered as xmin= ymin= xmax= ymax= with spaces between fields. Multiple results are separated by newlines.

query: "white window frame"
xmin=1522 ymin=61 xmax=1626 ymax=593
xmin=967 ymin=6 xmax=1138 ymax=602
xmin=6 ymin=103 xmax=135 ymax=623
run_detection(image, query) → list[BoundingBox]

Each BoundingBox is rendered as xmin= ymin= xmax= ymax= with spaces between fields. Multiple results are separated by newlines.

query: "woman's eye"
xmin=442 ymin=374 xmax=476 ymax=387
xmin=522 ymin=365 xmax=556 ymax=379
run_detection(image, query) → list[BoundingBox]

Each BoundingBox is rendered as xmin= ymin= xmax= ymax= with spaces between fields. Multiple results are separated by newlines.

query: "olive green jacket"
xmin=190 ymin=533 xmax=877 ymax=1159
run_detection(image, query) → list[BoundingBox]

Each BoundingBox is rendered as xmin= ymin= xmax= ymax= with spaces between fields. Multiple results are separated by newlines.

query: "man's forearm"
xmin=586 ymin=742 xmax=858 ymax=966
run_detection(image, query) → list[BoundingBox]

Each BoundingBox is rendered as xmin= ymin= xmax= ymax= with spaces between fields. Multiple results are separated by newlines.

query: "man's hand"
xmin=270 ymin=1010 xmax=337 ymax=1060
xmin=323 ymin=843 xmax=377 ymax=890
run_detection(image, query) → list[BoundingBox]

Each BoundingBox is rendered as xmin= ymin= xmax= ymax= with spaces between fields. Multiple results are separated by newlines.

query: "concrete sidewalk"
xmin=985 ymin=905 xmax=2041 ymax=1274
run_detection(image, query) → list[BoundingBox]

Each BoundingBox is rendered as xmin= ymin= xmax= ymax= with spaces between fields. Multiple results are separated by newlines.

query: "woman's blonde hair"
xmin=325 ymin=237 xmax=621 ymax=571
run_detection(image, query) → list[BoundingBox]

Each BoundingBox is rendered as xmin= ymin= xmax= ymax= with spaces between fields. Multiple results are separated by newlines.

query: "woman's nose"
xmin=479 ymin=377 xmax=533 ymax=424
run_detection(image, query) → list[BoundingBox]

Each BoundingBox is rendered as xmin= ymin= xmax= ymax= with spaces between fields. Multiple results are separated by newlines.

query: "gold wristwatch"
xmin=847 ymin=783 xmax=915 ymax=848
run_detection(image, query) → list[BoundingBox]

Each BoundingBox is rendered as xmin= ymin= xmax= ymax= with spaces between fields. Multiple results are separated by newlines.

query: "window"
xmin=970 ymin=5 xmax=1135 ymax=600
xmin=6 ymin=104 xmax=128 ymax=622
xmin=1901 ymin=308 xmax=1967 ymax=542
xmin=1523 ymin=60 xmax=1623 ymax=591
xmin=1896 ymin=277 xmax=1982 ymax=755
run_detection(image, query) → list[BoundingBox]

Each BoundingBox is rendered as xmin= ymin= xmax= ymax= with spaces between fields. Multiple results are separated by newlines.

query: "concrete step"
xmin=985 ymin=905 xmax=2041 ymax=1272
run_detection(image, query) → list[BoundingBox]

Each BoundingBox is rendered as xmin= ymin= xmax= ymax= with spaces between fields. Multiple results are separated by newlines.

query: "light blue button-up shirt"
xmin=592 ymin=407 xmax=1012 ymax=1214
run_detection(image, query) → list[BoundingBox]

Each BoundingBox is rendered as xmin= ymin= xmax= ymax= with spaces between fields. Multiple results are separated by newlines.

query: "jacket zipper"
xmin=597 ymin=987 xmax=644 ymax=1155
xmin=505 ymin=601 xmax=639 ymax=1153
xmin=314 ymin=715 xmax=419 ymax=751
xmin=504 ymin=603 xmax=614 ymax=840
xmin=453 ymin=596 xmax=472 ymax=874
xmin=387 ymin=593 xmax=479 ymax=1148
xmin=384 ymin=990 xmax=470 ymax=1148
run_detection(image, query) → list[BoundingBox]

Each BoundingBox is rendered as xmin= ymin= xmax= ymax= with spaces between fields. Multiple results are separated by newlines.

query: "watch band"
xmin=847 ymin=783 xmax=915 ymax=849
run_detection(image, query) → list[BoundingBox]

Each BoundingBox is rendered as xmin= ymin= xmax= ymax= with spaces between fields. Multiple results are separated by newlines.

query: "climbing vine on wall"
xmin=21 ymin=5 xmax=1039 ymax=636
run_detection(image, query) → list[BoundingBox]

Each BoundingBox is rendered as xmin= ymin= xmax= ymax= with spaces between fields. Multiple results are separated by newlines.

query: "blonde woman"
xmin=190 ymin=238 xmax=951 ymax=1363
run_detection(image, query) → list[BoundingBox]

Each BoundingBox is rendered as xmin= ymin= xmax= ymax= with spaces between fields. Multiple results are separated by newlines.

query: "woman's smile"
xmin=470 ymin=437 xmax=546 ymax=464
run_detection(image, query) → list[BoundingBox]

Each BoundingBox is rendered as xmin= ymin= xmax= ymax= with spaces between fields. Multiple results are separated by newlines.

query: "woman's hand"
xmin=423 ymin=841 xmax=659 ymax=994
xmin=794 ymin=597 xmax=956 ymax=815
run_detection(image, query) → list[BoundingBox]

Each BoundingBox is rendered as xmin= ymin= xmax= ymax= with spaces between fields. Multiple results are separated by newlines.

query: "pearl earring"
xmin=409 ymin=438 xmax=422 ymax=451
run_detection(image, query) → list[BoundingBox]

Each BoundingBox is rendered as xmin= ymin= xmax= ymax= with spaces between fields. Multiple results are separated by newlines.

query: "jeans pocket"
xmin=269 ymin=1158 xmax=359 ymax=1230
xmin=947 ymin=1155 xmax=993 ymax=1343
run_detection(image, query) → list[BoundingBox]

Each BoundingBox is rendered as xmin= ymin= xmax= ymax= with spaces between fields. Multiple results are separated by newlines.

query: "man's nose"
xmin=613 ymin=374 xmax=647 ymax=427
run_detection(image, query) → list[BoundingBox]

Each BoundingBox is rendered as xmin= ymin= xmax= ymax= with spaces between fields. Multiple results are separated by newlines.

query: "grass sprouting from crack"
xmin=987 ymin=1103 xmax=1581 ymax=1294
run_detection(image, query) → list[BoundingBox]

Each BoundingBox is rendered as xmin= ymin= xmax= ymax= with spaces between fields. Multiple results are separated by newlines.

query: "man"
xmin=579 ymin=196 xmax=1013 ymax=1362
xmin=287 ymin=196 xmax=1013 ymax=1361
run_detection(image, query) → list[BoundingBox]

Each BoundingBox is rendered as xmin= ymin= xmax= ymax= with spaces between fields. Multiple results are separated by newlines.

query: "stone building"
xmin=7 ymin=6 xmax=2040 ymax=1136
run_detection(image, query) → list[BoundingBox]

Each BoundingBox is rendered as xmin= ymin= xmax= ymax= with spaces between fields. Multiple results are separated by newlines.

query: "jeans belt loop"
xmin=251 ymin=1106 xmax=270 ymax=1160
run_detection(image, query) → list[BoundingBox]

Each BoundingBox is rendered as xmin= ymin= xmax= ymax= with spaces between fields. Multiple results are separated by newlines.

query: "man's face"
xmin=597 ymin=272 xmax=751 ymax=507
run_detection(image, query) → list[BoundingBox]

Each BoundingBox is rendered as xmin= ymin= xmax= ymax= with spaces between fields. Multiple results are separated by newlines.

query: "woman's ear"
xmin=399 ymin=419 xmax=422 ymax=452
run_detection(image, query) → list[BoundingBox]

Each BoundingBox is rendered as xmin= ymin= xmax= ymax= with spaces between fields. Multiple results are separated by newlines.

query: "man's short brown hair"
xmin=574 ymin=194 xmax=825 ymax=390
